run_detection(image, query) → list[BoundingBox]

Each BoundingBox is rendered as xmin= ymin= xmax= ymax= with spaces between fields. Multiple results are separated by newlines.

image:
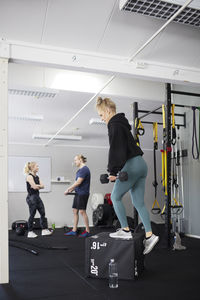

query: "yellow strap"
xmin=153 ymin=122 xmax=158 ymax=144
xmin=172 ymin=197 xmax=183 ymax=207
xmin=138 ymin=119 xmax=144 ymax=130
xmin=135 ymin=118 xmax=144 ymax=146
xmin=161 ymin=204 xmax=166 ymax=215
xmin=172 ymin=104 xmax=175 ymax=128
xmin=164 ymin=150 xmax=167 ymax=195
xmin=172 ymin=197 xmax=179 ymax=206
xmin=152 ymin=198 xmax=160 ymax=209
xmin=162 ymin=105 xmax=166 ymax=129
xmin=161 ymin=151 xmax=165 ymax=187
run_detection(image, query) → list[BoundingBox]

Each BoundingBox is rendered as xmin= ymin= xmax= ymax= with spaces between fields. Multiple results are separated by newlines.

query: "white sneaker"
xmin=143 ymin=234 xmax=159 ymax=255
xmin=27 ymin=231 xmax=38 ymax=238
xmin=42 ymin=229 xmax=52 ymax=236
xmin=109 ymin=229 xmax=133 ymax=240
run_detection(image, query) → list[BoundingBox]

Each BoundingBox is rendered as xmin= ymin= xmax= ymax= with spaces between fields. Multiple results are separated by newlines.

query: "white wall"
xmin=173 ymin=84 xmax=200 ymax=236
xmin=8 ymin=143 xmax=164 ymax=230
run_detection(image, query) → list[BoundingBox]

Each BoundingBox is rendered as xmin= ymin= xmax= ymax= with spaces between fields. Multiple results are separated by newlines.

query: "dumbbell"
xmin=100 ymin=171 xmax=128 ymax=184
xmin=65 ymin=192 xmax=77 ymax=195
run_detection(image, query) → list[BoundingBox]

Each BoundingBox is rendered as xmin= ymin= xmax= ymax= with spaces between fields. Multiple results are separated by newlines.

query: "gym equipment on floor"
xmin=85 ymin=231 xmax=144 ymax=280
xmin=92 ymin=204 xmax=115 ymax=227
xmin=90 ymin=193 xmax=104 ymax=211
xmin=12 ymin=220 xmax=28 ymax=236
xmin=32 ymin=217 xmax=48 ymax=229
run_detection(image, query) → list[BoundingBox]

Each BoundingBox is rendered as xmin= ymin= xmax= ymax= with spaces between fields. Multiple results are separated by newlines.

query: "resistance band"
xmin=192 ymin=107 xmax=200 ymax=160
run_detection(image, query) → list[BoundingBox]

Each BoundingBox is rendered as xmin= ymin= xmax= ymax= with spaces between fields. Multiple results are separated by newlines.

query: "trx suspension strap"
xmin=135 ymin=118 xmax=145 ymax=146
xmin=171 ymin=104 xmax=176 ymax=145
xmin=192 ymin=107 xmax=199 ymax=160
xmin=151 ymin=122 xmax=161 ymax=214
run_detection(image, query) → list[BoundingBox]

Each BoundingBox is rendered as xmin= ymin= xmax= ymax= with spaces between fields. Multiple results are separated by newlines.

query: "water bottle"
xmin=52 ymin=222 xmax=55 ymax=231
xmin=108 ymin=259 xmax=118 ymax=288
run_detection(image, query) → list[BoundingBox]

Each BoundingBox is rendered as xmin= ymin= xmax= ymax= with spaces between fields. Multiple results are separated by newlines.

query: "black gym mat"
xmin=0 ymin=228 xmax=200 ymax=300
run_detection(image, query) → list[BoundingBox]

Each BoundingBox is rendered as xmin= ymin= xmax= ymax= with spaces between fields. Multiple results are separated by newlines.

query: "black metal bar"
xmin=139 ymin=106 xmax=162 ymax=120
xmin=141 ymin=121 xmax=185 ymax=127
xmin=171 ymin=90 xmax=200 ymax=98
xmin=166 ymin=83 xmax=172 ymax=249
xmin=133 ymin=102 xmax=139 ymax=229
xmin=138 ymin=109 xmax=185 ymax=118
xmin=174 ymin=104 xmax=200 ymax=109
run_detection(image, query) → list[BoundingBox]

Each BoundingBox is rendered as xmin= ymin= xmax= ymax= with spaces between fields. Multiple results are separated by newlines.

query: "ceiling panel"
xmin=0 ymin=0 xmax=48 ymax=43
xmin=97 ymin=6 xmax=166 ymax=57
xmin=135 ymin=23 xmax=200 ymax=68
xmin=42 ymin=0 xmax=116 ymax=51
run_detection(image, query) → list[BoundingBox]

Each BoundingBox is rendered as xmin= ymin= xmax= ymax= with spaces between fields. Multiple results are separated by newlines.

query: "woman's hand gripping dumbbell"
xmin=100 ymin=171 xmax=128 ymax=184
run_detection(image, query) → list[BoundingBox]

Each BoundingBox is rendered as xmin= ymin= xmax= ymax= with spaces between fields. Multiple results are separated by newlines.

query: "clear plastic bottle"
xmin=108 ymin=259 xmax=118 ymax=288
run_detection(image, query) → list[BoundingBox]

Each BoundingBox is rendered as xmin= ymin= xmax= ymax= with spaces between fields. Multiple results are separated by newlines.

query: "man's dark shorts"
xmin=72 ymin=194 xmax=89 ymax=210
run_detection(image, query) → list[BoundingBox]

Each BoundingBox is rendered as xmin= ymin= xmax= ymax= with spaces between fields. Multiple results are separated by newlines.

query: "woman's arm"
xmin=38 ymin=179 xmax=44 ymax=189
xmin=27 ymin=175 xmax=40 ymax=190
xmin=108 ymin=125 xmax=127 ymax=175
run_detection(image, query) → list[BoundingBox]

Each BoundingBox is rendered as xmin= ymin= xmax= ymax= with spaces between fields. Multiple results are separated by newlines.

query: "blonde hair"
xmin=24 ymin=161 xmax=37 ymax=175
xmin=76 ymin=155 xmax=87 ymax=163
xmin=96 ymin=97 xmax=116 ymax=113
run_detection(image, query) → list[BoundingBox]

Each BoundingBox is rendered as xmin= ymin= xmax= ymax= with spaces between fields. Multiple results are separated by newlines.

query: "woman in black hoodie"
xmin=96 ymin=97 xmax=159 ymax=255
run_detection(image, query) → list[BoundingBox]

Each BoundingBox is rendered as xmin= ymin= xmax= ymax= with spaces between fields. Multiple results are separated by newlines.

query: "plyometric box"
xmin=85 ymin=231 xmax=145 ymax=280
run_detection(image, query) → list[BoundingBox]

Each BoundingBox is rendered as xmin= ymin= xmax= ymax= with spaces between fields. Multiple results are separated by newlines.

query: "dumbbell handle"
xmin=100 ymin=171 xmax=128 ymax=184
xmin=66 ymin=192 xmax=77 ymax=195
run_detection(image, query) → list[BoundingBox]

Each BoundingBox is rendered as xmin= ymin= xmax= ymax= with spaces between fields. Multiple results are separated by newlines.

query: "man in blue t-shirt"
xmin=64 ymin=155 xmax=91 ymax=237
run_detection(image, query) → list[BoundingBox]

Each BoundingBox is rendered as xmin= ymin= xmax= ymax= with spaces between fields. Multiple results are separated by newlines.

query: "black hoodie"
xmin=107 ymin=113 xmax=143 ymax=175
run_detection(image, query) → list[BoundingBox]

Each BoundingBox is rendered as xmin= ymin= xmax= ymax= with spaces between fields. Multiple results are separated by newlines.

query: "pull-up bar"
xmin=171 ymin=90 xmax=200 ymax=98
xmin=141 ymin=121 xmax=185 ymax=127
xmin=138 ymin=107 xmax=186 ymax=127
xmin=174 ymin=104 xmax=200 ymax=109
xmin=138 ymin=109 xmax=185 ymax=118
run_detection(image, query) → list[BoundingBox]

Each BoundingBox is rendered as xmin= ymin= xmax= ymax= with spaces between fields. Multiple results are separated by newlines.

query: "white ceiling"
xmin=1 ymin=0 xmax=200 ymax=146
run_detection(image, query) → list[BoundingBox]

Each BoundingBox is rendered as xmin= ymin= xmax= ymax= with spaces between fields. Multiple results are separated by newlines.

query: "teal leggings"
xmin=111 ymin=155 xmax=152 ymax=233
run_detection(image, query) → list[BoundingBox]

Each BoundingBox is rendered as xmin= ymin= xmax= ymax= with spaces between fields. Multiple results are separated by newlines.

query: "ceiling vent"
xmin=119 ymin=0 xmax=200 ymax=28
xmin=8 ymin=89 xmax=57 ymax=99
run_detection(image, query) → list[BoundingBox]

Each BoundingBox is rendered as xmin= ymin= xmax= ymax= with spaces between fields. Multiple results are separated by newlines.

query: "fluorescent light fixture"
xmin=9 ymin=114 xmax=44 ymax=121
xmin=89 ymin=118 xmax=105 ymax=125
xmin=32 ymin=134 xmax=82 ymax=141
xmin=8 ymin=89 xmax=57 ymax=98
xmin=49 ymin=70 xmax=108 ymax=93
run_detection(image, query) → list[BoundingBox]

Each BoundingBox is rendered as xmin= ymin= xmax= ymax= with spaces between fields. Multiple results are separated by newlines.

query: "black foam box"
xmin=85 ymin=231 xmax=145 ymax=280
xmin=33 ymin=217 xmax=48 ymax=229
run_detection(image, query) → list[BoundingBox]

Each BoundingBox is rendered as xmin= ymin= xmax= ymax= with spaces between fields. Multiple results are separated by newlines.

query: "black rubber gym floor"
xmin=0 ymin=227 xmax=199 ymax=300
